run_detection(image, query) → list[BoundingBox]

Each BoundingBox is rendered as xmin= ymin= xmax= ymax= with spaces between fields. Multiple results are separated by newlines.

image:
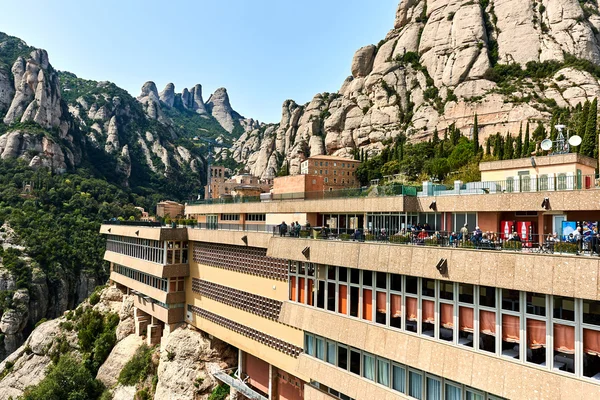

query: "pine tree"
xmin=472 ymin=114 xmax=479 ymax=154
xmin=582 ymin=98 xmax=597 ymax=157
xmin=522 ymin=121 xmax=530 ymax=157
xmin=515 ymin=123 xmax=523 ymax=158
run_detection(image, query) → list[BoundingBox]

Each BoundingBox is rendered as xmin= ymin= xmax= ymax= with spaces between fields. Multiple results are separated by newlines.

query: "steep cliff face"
xmin=232 ymin=0 xmax=600 ymax=178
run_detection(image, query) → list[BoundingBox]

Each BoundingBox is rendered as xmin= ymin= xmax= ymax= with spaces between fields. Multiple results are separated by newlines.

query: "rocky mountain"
xmin=0 ymin=31 xmax=255 ymax=195
xmin=0 ymin=286 xmax=236 ymax=400
xmin=233 ymin=0 xmax=600 ymax=178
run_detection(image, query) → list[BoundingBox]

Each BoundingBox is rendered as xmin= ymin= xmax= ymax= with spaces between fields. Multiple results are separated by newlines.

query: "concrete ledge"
xmin=100 ymin=224 xmax=187 ymax=241
xmin=104 ymin=251 xmax=189 ymax=278
xmin=187 ymin=228 xmax=272 ymax=249
xmin=268 ymin=238 xmax=600 ymax=300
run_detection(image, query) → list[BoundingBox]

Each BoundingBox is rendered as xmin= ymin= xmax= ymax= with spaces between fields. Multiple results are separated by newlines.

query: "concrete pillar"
xmin=268 ymin=364 xmax=274 ymax=400
xmin=147 ymin=323 xmax=162 ymax=345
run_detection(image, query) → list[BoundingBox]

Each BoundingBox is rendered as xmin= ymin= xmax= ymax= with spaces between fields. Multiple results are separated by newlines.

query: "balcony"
xmin=99 ymin=223 xmax=187 ymax=241
xmin=132 ymin=294 xmax=184 ymax=324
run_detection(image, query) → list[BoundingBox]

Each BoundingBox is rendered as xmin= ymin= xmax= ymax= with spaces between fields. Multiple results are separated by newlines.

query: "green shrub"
xmin=208 ymin=383 xmax=230 ymax=400
xmin=299 ymin=230 xmax=310 ymax=238
xmin=424 ymin=238 xmax=439 ymax=246
xmin=365 ymin=234 xmax=376 ymax=242
xmin=34 ymin=318 xmax=47 ymax=328
xmin=89 ymin=291 xmax=100 ymax=305
xmin=118 ymin=344 xmax=156 ymax=386
xmin=339 ymin=234 xmax=351 ymax=241
xmin=135 ymin=388 xmax=152 ymax=400
xmin=59 ymin=321 xmax=74 ymax=331
xmin=554 ymin=242 xmax=578 ymax=254
xmin=21 ymin=355 xmax=105 ymax=400
xmin=389 ymin=235 xmax=410 ymax=244
xmin=502 ymin=240 xmax=523 ymax=250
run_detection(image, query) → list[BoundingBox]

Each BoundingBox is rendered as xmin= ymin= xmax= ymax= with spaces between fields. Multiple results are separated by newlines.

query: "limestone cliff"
xmin=232 ymin=0 xmax=600 ymax=178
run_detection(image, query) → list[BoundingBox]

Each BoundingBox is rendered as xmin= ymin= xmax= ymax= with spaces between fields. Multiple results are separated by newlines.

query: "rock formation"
xmin=206 ymin=87 xmax=240 ymax=133
xmin=231 ymin=0 xmax=600 ymax=178
xmin=159 ymin=83 xmax=175 ymax=107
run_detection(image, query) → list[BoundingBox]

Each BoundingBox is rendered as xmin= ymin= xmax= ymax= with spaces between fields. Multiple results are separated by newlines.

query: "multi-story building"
xmin=205 ymin=165 xmax=273 ymax=200
xmin=156 ymin=200 xmax=185 ymax=219
xmin=300 ymin=155 xmax=361 ymax=191
xmin=100 ymin=154 xmax=600 ymax=400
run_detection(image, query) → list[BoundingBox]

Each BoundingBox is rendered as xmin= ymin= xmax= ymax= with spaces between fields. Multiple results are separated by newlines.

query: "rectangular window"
xmin=501 ymin=314 xmax=520 ymax=359
xmin=583 ymin=328 xmax=600 ymax=378
xmin=583 ymin=300 xmax=600 ymax=325
xmin=479 ymin=286 xmax=496 ymax=308
xmin=406 ymin=276 xmax=418 ymax=294
xmin=502 ymin=289 xmax=520 ymax=312
xmin=406 ymin=297 xmax=418 ymax=333
xmin=526 ymin=318 xmax=546 ymax=365
xmin=527 ymin=292 xmax=546 ymax=316
xmin=349 ymin=349 xmax=361 ymax=375
xmin=362 ymin=289 xmax=373 ymax=322
xmin=363 ymin=354 xmax=375 ymax=381
xmin=409 ymin=371 xmax=423 ymax=400
xmin=439 ymin=303 xmax=454 ymax=342
xmin=440 ymin=282 xmax=453 ymax=301
xmin=327 ymin=282 xmax=336 ymax=312
xmin=350 ymin=286 xmax=359 ymax=318
xmin=426 ymin=376 xmax=441 ymax=400
xmin=315 ymin=337 xmax=325 ymax=361
xmin=391 ymin=294 xmax=402 ymax=329
xmin=337 ymin=345 xmax=348 ymax=370
xmin=479 ymin=310 xmax=496 ymax=353
xmin=376 ymin=291 xmax=387 ymax=325
xmin=327 ymin=341 xmax=336 ymax=365
xmin=338 ymin=284 xmax=348 ymax=315
xmin=553 ymin=324 xmax=575 ymax=373
xmin=305 ymin=334 xmax=315 ymax=356
xmin=553 ymin=296 xmax=575 ymax=321
xmin=363 ymin=270 xmax=373 ymax=287
xmin=445 ymin=383 xmax=462 ymax=400
xmin=391 ymin=274 xmax=402 ymax=291
xmin=422 ymin=299 xmax=435 ymax=337
xmin=350 ymin=268 xmax=360 ymax=284
xmin=393 ymin=365 xmax=406 ymax=393
xmin=459 ymin=284 xmax=474 ymax=303
xmin=377 ymin=359 xmax=390 ymax=387
xmin=459 ymin=306 xmax=474 ymax=347
xmin=422 ymin=278 xmax=435 ymax=297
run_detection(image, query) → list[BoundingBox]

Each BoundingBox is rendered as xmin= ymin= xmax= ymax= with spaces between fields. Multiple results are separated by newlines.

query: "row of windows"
xmin=193 ymin=243 xmax=288 ymax=281
xmin=113 ymin=263 xmax=169 ymax=292
xmin=106 ymin=235 xmax=165 ymax=264
xmin=221 ymin=214 xmax=240 ymax=221
xmin=191 ymin=278 xmax=282 ymax=320
xmin=187 ymin=305 xmax=302 ymax=357
xmin=313 ymin=161 xmax=356 ymax=168
xmin=314 ymin=170 xmax=356 ymax=177
xmin=309 ymin=382 xmax=354 ymax=400
xmin=305 ymin=333 xmax=504 ymax=400
xmin=324 ymin=177 xmax=356 ymax=185
xmin=289 ymin=264 xmax=600 ymax=382
xmin=246 ymin=213 xmax=266 ymax=222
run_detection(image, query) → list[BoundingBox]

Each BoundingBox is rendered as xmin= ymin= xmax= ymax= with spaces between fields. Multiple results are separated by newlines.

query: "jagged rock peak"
xmin=206 ymin=87 xmax=237 ymax=133
xmin=159 ymin=83 xmax=175 ymax=107
xmin=138 ymin=81 xmax=159 ymax=102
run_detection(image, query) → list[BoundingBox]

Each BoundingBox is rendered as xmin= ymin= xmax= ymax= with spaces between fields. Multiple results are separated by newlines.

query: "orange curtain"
xmin=307 ymin=279 xmax=314 ymax=306
xmin=554 ymin=324 xmax=575 ymax=354
xmin=376 ymin=292 xmax=387 ymax=313
xmin=422 ymin=300 xmax=435 ymax=323
xmin=363 ymin=289 xmax=373 ymax=321
xmin=441 ymin=303 xmax=453 ymax=328
xmin=527 ymin=319 xmax=546 ymax=349
xmin=406 ymin=297 xmax=418 ymax=321
xmin=584 ymin=329 xmax=600 ymax=356
xmin=290 ymin=276 xmax=296 ymax=302
xmin=502 ymin=315 xmax=520 ymax=343
xmin=338 ymin=284 xmax=348 ymax=315
xmin=391 ymin=294 xmax=402 ymax=318
xmin=299 ymin=278 xmax=306 ymax=304
xmin=480 ymin=310 xmax=496 ymax=336
xmin=459 ymin=307 xmax=474 ymax=332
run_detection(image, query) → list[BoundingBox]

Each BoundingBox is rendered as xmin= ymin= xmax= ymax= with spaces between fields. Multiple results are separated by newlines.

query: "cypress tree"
xmin=522 ymin=121 xmax=530 ymax=157
xmin=515 ymin=123 xmax=523 ymax=158
xmin=578 ymin=100 xmax=591 ymax=139
xmin=503 ymin=132 xmax=513 ymax=160
xmin=472 ymin=114 xmax=480 ymax=154
xmin=450 ymin=123 xmax=460 ymax=146
xmin=582 ymin=98 xmax=597 ymax=157
xmin=493 ymin=134 xmax=501 ymax=158
xmin=549 ymin=114 xmax=558 ymax=142
xmin=485 ymin=137 xmax=491 ymax=155
xmin=498 ymin=135 xmax=505 ymax=160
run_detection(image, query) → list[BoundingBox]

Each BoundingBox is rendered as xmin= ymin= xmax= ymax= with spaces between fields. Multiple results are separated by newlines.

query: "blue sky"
xmin=0 ymin=0 xmax=398 ymax=123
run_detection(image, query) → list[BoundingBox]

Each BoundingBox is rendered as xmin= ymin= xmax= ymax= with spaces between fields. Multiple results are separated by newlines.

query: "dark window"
xmin=363 ymin=270 xmax=373 ymax=287
xmin=376 ymin=272 xmax=387 ymax=289
xmin=459 ymin=283 xmax=474 ymax=303
xmin=406 ymin=276 xmax=418 ymax=294
xmin=502 ymin=289 xmax=520 ymax=312
xmin=350 ymin=269 xmax=360 ymax=284
xmin=440 ymin=282 xmax=453 ymax=301
xmin=339 ymin=268 xmax=348 ymax=282
xmin=337 ymin=346 xmax=348 ymax=370
xmin=553 ymin=296 xmax=575 ymax=321
xmin=583 ymin=300 xmax=600 ymax=326
xmin=317 ymin=281 xmax=325 ymax=309
xmin=327 ymin=283 xmax=336 ymax=312
xmin=350 ymin=286 xmax=359 ymax=317
xmin=526 ymin=292 xmax=546 ymax=316
xmin=422 ymin=278 xmax=435 ymax=297
xmin=350 ymin=349 xmax=361 ymax=375
xmin=479 ymin=286 xmax=496 ymax=308
xmin=391 ymin=274 xmax=402 ymax=292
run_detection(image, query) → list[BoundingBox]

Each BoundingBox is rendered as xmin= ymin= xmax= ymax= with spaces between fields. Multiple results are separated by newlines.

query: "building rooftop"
xmin=304 ymin=155 xmax=360 ymax=162
xmin=479 ymin=153 xmax=598 ymax=171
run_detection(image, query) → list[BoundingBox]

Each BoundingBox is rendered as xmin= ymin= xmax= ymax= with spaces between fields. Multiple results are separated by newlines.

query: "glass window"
xmin=362 ymin=288 xmax=373 ymax=322
xmin=406 ymin=276 xmax=418 ymax=294
xmin=553 ymin=324 xmax=575 ymax=373
xmin=376 ymin=291 xmax=387 ymax=325
xmin=391 ymin=274 xmax=402 ymax=292
xmin=409 ymin=371 xmax=423 ymax=400
xmin=426 ymin=376 xmax=441 ymax=400
xmin=391 ymin=294 xmax=402 ymax=329
xmin=465 ymin=389 xmax=484 ymax=400
xmin=479 ymin=310 xmax=496 ymax=353
xmin=350 ymin=268 xmax=360 ymax=284
xmin=350 ymin=286 xmax=359 ymax=317
xmin=526 ymin=318 xmax=546 ymax=365
xmin=459 ymin=306 xmax=474 ymax=347
xmin=338 ymin=267 xmax=348 ymax=282
xmin=315 ymin=337 xmax=325 ymax=361
xmin=502 ymin=289 xmax=520 ymax=312
xmin=526 ymin=292 xmax=546 ymax=316
xmin=583 ymin=328 xmax=600 ymax=378
xmin=422 ymin=279 xmax=435 ymax=297
xmin=501 ymin=314 xmax=520 ymax=360
xmin=377 ymin=359 xmax=390 ymax=387
xmin=439 ymin=303 xmax=454 ymax=342
xmin=327 ymin=282 xmax=336 ymax=312
xmin=376 ymin=272 xmax=387 ymax=289
xmin=327 ymin=265 xmax=336 ymax=280
xmin=362 ymin=270 xmax=373 ymax=287
xmin=392 ymin=365 xmax=406 ymax=393
xmin=584 ymin=300 xmax=600 ymax=326
xmin=553 ymin=296 xmax=575 ymax=321
xmin=363 ymin=354 xmax=375 ymax=381
xmin=349 ymin=349 xmax=361 ymax=375
xmin=440 ymin=282 xmax=453 ymax=301
xmin=327 ymin=341 xmax=336 ymax=365
xmin=305 ymin=334 xmax=314 ymax=356
xmin=445 ymin=383 xmax=462 ymax=400
xmin=337 ymin=345 xmax=348 ymax=370
xmin=479 ymin=286 xmax=496 ymax=308
xmin=459 ymin=284 xmax=474 ymax=303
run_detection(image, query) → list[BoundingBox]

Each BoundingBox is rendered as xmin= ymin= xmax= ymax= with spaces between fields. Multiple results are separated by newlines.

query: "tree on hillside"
xmin=472 ymin=114 xmax=480 ymax=154
xmin=577 ymin=100 xmax=591 ymax=140
xmin=503 ymin=132 xmax=513 ymax=160
xmin=515 ymin=123 xmax=523 ymax=157
xmin=581 ymin=98 xmax=597 ymax=157
xmin=522 ymin=121 xmax=530 ymax=157
xmin=450 ymin=123 xmax=460 ymax=146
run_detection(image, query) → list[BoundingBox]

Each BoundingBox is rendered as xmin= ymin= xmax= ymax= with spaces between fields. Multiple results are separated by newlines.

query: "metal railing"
xmin=213 ymin=368 xmax=267 ymax=400
xmin=102 ymin=220 xmax=162 ymax=227
xmin=272 ymin=228 xmax=599 ymax=256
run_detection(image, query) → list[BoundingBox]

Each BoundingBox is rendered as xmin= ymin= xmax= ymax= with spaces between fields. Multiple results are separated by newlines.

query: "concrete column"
xmin=268 ymin=364 xmax=274 ymax=400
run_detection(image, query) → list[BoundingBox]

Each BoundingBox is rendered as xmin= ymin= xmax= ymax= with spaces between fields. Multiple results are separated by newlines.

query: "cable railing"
xmin=271 ymin=227 xmax=599 ymax=256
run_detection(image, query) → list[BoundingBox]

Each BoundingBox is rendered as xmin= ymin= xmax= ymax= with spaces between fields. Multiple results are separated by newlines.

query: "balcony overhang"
xmin=104 ymin=251 xmax=189 ymax=278
xmin=99 ymin=224 xmax=188 ymax=241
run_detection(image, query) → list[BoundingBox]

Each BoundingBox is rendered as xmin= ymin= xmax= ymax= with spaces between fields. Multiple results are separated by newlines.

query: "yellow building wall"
xmin=481 ymin=163 xmax=595 ymax=182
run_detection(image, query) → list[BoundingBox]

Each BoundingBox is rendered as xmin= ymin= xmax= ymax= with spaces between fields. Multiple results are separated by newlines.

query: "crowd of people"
xmin=276 ymin=221 xmax=600 ymax=256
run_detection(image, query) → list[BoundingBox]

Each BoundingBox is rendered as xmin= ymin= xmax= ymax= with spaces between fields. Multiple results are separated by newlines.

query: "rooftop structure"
xmin=100 ymin=156 xmax=600 ymax=400
xmin=156 ymin=200 xmax=184 ymax=218
xmin=205 ymin=166 xmax=272 ymax=200
xmin=300 ymin=155 xmax=360 ymax=192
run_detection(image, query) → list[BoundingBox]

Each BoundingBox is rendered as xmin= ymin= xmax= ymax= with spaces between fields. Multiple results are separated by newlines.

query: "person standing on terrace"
xmin=279 ymin=221 xmax=288 ymax=237
xmin=460 ymin=223 xmax=469 ymax=244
